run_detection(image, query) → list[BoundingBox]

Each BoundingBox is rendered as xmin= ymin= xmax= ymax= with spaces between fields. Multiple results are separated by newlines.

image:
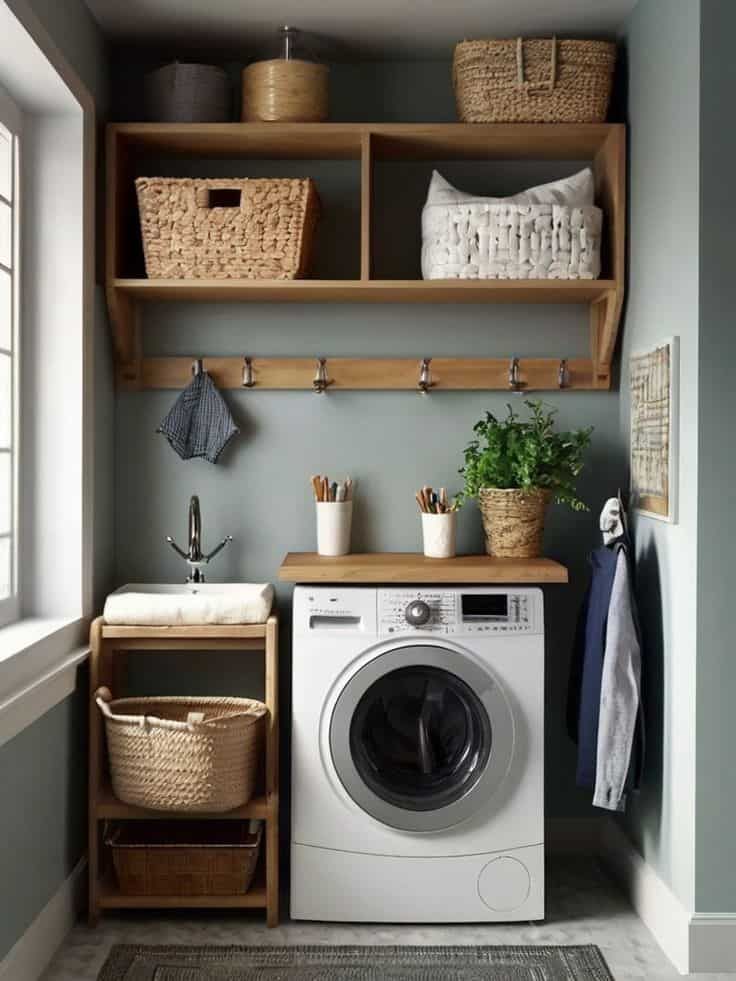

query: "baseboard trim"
xmin=689 ymin=912 xmax=736 ymax=974
xmin=598 ymin=818 xmax=691 ymax=974
xmin=0 ymin=858 xmax=86 ymax=981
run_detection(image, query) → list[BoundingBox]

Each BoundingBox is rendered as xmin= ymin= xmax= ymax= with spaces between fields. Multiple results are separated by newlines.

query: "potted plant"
xmin=459 ymin=401 xmax=592 ymax=558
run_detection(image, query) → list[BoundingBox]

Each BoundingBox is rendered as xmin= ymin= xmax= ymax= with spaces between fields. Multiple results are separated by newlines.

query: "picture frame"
xmin=629 ymin=336 xmax=679 ymax=523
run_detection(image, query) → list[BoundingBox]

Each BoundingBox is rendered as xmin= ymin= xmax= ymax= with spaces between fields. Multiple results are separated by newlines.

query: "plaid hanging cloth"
xmin=157 ymin=370 xmax=239 ymax=464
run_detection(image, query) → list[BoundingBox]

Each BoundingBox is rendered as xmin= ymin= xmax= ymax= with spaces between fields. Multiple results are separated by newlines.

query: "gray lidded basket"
xmin=145 ymin=62 xmax=231 ymax=123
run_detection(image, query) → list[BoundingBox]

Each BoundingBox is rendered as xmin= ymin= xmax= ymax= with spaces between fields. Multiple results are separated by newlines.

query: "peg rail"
xmin=125 ymin=356 xmax=608 ymax=392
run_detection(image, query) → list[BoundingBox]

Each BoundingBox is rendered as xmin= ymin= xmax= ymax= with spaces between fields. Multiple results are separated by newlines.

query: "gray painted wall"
xmin=695 ymin=0 xmax=736 ymax=913
xmin=0 ymin=0 xmax=111 ymax=961
xmin=0 ymin=681 xmax=87 ymax=958
xmin=618 ymin=0 xmax=700 ymax=909
xmin=110 ymin=58 xmax=626 ymax=824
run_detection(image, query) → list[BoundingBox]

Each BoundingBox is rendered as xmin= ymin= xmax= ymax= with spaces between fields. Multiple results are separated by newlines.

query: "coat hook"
xmin=192 ymin=358 xmax=204 ymax=376
xmin=313 ymin=356 xmax=330 ymax=394
xmin=242 ymin=356 xmax=255 ymax=388
xmin=508 ymin=357 xmax=524 ymax=392
xmin=558 ymin=358 xmax=570 ymax=389
xmin=417 ymin=357 xmax=434 ymax=395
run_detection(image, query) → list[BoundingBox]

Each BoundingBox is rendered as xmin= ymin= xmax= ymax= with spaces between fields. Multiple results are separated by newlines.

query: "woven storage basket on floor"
xmin=135 ymin=177 xmax=319 ymax=280
xmin=106 ymin=820 xmax=262 ymax=896
xmin=478 ymin=488 xmax=552 ymax=558
xmin=95 ymin=688 xmax=266 ymax=813
xmin=453 ymin=38 xmax=616 ymax=123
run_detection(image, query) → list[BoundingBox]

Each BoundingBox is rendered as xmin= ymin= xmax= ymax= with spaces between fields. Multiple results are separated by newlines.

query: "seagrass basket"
xmin=95 ymin=688 xmax=266 ymax=813
xmin=135 ymin=176 xmax=319 ymax=280
xmin=478 ymin=488 xmax=552 ymax=558
xmin=106 ymin=820 xmax=262 ymax=896
xmin=453 ymin=38 xmax=616 ymax=123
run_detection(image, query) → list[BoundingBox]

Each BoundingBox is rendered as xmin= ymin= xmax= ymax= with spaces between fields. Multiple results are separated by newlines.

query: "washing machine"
xmin=290 ymin=585 xmax=545 ymax=923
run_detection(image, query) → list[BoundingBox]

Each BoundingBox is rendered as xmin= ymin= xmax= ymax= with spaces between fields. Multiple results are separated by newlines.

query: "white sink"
xmin=103 ymin=582 xmax=274 ymax=626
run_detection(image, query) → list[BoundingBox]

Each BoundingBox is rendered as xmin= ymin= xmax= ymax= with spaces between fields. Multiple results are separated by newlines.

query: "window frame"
xmin=0 ymin=84 xmax=21 ymax=629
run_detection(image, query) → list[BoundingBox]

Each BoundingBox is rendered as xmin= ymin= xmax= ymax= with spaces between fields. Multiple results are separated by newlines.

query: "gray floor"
xmin=42 ymin=859 xmax=735 ymax=980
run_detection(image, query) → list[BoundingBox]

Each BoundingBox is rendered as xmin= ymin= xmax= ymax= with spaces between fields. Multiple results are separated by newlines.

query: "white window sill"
xmin=0 ymin=616 xmax=89 ymax=747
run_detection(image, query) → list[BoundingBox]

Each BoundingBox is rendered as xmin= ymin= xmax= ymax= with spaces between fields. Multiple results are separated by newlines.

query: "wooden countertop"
xmin=278 ymin=552 xmax=568 ymax=584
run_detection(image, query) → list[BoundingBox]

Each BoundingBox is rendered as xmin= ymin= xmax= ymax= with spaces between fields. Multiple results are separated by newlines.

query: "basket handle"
xmin=196 ymin=187 xmax=243 ymax=209
xmin=516 ymin=36 xmax=557 ymax=92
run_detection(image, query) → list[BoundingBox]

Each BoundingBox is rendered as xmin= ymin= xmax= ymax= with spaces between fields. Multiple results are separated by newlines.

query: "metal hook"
xmin=242 ymin=356 xmax=255 ymax=388
xmin=558 ymin=358 xmax=570 ymax=389
xmin=417 ymin=357 xmax=434 ymax=395
xmin=192 ymin=358 xmax=204 ymax=376
xmin=508 ymin=357 xmax=524 ymax=392
xmin=313 ymin=356 xmax=330 ymax=394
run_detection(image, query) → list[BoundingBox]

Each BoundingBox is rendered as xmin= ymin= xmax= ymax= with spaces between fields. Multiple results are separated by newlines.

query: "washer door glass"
xmin=330 ymin=645 xmax=515 ymax=832
xmin=350 ymin=664 xmax=491 ymax=812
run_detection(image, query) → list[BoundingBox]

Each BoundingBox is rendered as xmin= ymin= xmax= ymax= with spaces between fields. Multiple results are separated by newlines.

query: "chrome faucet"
xmin=166 ymin=495 xmax=232 ymax=583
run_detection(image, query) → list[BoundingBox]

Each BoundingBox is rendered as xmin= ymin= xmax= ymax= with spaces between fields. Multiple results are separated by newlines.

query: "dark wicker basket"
xmin=106 ymin=820 xmax=262 ymax=896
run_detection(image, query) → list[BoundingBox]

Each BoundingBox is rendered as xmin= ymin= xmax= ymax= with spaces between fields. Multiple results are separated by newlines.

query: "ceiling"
xmin=83 ymin=0 xmax=636 ymax=59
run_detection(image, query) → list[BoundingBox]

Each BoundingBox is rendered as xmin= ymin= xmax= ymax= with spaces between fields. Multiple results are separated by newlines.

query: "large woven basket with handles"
xmin=453 ymin=37 xmax=616 ymax=123
xmin=135 ymin=176 xmax=319 ymax=280
xmin=95 ymin=688 xmax=266 ymax=813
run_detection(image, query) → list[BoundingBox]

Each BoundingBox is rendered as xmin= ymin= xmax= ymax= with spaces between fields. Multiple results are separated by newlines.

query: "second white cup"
xmin=316 ymin=500 xmax=353 ymax=556
xmin=421 ymin=511 xmax=457 ymax=558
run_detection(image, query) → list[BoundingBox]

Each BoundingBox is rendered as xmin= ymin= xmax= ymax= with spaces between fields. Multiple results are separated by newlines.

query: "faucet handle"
xmin=166 ymin=535 xmax=188 ymax=560
xmin=204 ymin=535 xmax=233 ymax=563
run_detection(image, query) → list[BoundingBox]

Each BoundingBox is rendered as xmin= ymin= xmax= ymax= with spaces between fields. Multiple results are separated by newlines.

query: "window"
xmin=0 ymin=89 xmax=20 ymax=628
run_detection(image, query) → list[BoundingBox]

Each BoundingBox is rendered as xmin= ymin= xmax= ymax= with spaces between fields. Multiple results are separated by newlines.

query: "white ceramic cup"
xmin=316 ymin=501 xmax=353 ymax=556
xmin=421 ymin=511 xmax=457 ymax=558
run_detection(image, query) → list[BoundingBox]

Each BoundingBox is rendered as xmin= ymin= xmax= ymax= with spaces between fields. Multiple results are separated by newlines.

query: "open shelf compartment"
xmin=106 ymin=122 xmax=625 ymax=391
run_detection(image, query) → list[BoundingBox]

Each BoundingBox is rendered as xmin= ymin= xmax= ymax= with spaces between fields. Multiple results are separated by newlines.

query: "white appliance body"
xmin=291 ymin=585 xmax=545 ymax=923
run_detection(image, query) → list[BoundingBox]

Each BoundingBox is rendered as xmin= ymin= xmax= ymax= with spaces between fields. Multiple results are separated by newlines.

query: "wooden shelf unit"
xmin=88 ymin=616 xmax=280 ymax=926
xmin=106 ymin=122 xmax=625 ymax=392
xmin=278 ymin=552 xmax=569 ymax=584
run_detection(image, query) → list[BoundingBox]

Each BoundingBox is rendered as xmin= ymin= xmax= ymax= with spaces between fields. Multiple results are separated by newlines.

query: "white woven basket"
xmin=96 ymin=688 xmax=266 ymax=813
xmin=422 ymin=202 xmax=602 ymax=280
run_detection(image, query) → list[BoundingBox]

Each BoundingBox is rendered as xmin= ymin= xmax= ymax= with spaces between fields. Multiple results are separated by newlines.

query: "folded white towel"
xmin=103 ymin=583 xmax=274 ymax=626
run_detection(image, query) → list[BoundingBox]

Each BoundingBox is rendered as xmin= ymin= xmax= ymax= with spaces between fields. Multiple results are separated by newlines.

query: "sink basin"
xmin=103 ymin=582 xmax=274 ymax=626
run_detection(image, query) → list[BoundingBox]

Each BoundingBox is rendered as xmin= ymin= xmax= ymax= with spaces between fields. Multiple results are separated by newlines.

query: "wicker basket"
xmin=242 ymin=59 xmax=328 ymax=122
xmin=144 ymin=63 xmax=231 ymax=123
xmin=453 ymin=38 xmax=616 ymax=123
xmin=135 ymin=176 xmax=320 ymax=280
xmin=478 ymin=488 xmax=552 ymax=558
xmin=95 ymin=688 xmax=266 ymax=813
xmin=106 ymin=820 xmax=262 ymax=896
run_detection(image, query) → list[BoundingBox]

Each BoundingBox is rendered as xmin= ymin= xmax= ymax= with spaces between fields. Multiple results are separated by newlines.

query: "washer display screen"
xmin=348 ymin=665 xmax=492 ymax=812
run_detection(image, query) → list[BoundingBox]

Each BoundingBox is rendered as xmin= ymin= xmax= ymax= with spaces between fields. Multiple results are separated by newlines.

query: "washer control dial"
xmin=404 ymin=600 xmax=431 ymax=627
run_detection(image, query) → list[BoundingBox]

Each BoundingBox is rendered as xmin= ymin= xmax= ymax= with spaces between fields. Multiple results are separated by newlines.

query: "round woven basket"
xmin=241 ymin=59 xmax=328 ymax=122
xmin=478 ymin=487 xmax=552 ymax=558
xmin=95 ymin=689 xmax=266 ymax=813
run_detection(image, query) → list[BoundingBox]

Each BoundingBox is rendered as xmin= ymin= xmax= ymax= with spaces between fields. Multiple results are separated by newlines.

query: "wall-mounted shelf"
xmin=106 ymin=122 xmax=625 ymax=391
xmin=278 ymin=552 xmax=569 ymax=584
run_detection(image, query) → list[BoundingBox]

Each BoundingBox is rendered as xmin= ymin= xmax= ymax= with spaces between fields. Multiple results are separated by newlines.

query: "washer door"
xmin=330 ymin=645 xmax=515 ymax=832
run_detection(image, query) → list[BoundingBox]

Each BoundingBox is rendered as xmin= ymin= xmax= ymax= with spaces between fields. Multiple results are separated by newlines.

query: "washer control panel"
xmin=378 ymin=588 xmax=541 ymax=636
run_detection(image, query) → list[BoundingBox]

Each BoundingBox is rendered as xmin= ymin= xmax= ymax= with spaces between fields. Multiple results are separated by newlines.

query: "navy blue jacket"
xmin=567 ymin=540 xmax=643 ymax=796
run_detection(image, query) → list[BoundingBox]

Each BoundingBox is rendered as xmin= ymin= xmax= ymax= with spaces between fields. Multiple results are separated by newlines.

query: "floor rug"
xmin=97 ymin=944 xmax=614 ymax=980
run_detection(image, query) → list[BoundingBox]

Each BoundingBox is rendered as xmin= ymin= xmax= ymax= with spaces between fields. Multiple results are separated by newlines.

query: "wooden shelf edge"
xmin=97 ymin=881 xmax=267 ymax=909
xmin=100 ymin=622 xmax=269 ymax=639
xmin=111 ymin=277 xmax=617 ymax=304
xmin=278 ymin=552 xmax=569 ymax=584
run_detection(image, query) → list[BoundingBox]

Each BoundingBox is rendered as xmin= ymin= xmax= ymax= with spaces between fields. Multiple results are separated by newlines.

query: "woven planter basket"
xmin=135 ymin=176 xmax=319 ymax=280
xmin=95 ymin=688 xmax=266 ymax=813
xmin=453 ymin=38 xmax=616 ymax=123
xmin=478 ymin=487 xmax=552 ymax=558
